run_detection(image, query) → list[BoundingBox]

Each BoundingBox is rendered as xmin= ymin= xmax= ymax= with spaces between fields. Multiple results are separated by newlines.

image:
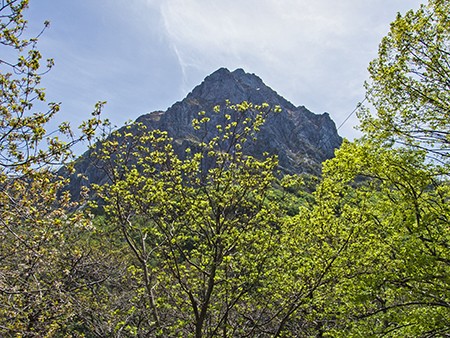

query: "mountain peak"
xmin=205 ymin=67 xmax=259 ymax=83
xmin=187 ymin=68 xmax=295 ymax=110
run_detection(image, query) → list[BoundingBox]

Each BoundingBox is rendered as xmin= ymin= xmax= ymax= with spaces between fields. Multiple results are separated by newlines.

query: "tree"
xmin=311 ymin=140 xmax=450 ymax=337
xmin=0 ymin=1 xmax=114 ymax=336
xmin=92 ymin=102 xmax=351 ymax=337
xmin=93 ymin=102 xmax=278 ymax=336
xmin=361 ymin=0 xmax=450 ymax=166
xmin=305 ymin=1 xmax=450 ymax=335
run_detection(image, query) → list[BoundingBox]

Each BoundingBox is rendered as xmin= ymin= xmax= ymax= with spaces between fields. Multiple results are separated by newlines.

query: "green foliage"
xmin=0 ymin=1 xmax=105 ymax=172
xmin=0 ymin=1 xmax=112 ymax=336
xmin=95 ymin=103 xmax=274 ymax=335
xmin=312 ymin=140 xmax=450 ymax=336
xmin=306 ymin=1 xmax=450 ymax=335
xmin=361 ymin=0 xmax=450 ymax=165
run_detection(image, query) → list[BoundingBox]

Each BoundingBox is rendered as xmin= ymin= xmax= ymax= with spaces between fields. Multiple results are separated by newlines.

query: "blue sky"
xmin=26 ymin=0 xmax=423 ymax=143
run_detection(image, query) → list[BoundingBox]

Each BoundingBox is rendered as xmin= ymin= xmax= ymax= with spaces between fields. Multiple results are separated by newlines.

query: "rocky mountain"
xmin=67 ymin=68 xmax=342 ymax=197
xmin=139 ymin=68 xmax=341 ymax=170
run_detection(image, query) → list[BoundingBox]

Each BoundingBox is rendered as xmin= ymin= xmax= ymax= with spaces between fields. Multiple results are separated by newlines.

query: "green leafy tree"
xmin=0 ymin=1 xmax=115 ymax=336
xmin=361 ymin=0 xmax=450 ymax=165
xmin=311 ymin=140 xmax=450 ymax=337
xmin=305 ymin=1 xmax=450 ymax=335
xmin=94 ymin=102 xmax=280 ymax=336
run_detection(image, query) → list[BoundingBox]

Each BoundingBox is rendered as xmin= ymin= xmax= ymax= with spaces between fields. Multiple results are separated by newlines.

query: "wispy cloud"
xmin=157 ymin=0 xmax=422 ymax=138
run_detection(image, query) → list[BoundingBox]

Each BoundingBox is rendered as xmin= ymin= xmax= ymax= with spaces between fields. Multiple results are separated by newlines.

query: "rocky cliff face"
xmin=67 ymin=68 xmax=342 ymax=197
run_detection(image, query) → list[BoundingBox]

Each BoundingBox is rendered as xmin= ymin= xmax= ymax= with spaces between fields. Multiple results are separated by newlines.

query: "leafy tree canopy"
xmin=0 ymin=1 xmax=115 ymax=336
xmin=308 ymin=0 xmax=450 ymax=335
xmin=361 ymin=0 xmax=450 ymax=167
